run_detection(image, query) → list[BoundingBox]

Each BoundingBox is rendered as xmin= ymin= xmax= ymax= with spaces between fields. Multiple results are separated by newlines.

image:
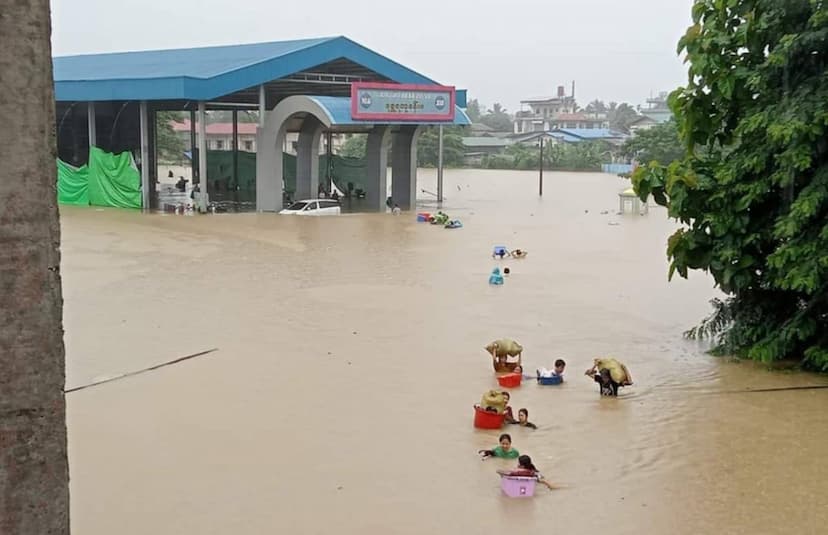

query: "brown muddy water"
xmin=62 ymin=169 xmax=828 ymax=534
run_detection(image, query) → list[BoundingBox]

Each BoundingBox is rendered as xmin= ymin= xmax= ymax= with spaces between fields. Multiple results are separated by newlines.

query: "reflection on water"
xmin=63 ymin=169 xmax=828 ymax=534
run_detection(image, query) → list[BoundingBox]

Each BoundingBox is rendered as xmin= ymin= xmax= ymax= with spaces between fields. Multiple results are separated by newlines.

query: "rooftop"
xmin=53 ymin=36 xmax=438 ymax=102
xmin=461 ymin=137 xmax=512 ymax=147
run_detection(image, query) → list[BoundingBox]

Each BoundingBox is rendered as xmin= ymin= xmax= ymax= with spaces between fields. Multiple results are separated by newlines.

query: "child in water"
xmin=479 ymin=433 xmax=519 ymax=459
xmin=537 ymin=359 xmax=566 ymax=380
xmin=497 ymin=455 xmax=556 ymax=490
xmin=507 ymin=408 xmax=537 ymax=430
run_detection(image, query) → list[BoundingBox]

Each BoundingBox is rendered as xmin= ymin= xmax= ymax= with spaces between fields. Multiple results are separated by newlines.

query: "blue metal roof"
xmin=307 ymin=96 xmax=470 ymax=126
xmin=53 ymin=36 xmax=439 ymax=102
xmin=551 ymin=128 xmax=624 ymax=140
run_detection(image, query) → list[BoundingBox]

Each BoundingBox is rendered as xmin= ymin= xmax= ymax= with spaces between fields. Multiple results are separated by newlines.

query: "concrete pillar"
xmin=391 ymin=126 xmax=420 ymax=211
xmin=139 ymin=101 xmax=150 ymax=211
xmin=197 ymin=102 xmax=208 ymax=212
xmin=365 ymin=126 xmax=391 ymax=212
xmin=296 ymin=117 xmax=324 ymax=200
xmin=87 ymin=102 xmax=96 ymax=148
xmin=255 ymin=119 xmax=286 ymax=212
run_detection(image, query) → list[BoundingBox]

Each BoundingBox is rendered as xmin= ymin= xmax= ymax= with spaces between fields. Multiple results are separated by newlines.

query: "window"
xmin=304 ymin=202 xmax=317 ymax=211
xmin=286 ymin=201 xmax=308 ymax=211
xmin=319 ymin=200 xmax=339 ymax=209
xmin=215 ymin=140 xmax=224 ymax=149
xmin=244 ymin=140 xmax=253 ymax=151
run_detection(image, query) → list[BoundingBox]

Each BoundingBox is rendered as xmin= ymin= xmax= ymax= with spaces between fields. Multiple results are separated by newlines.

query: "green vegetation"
xmin=622 ymin=121 xmax=684 ymax=166
xmin=339 ymin=134 xmax=367 ymax=159
xmin=417 ymin=126 xmax=465 ymax=167
xmin=632 ymin=0 xmax=828 ymax=370
xmin=478 ymin=103 xmax=513 ymax=132
xmin=155 ymin=111 xmax=186 ymax=163
xmin=482 ymin=141 xmax=604 ymax=171
xmin=584 ymin=100 xmax=640 ymax=133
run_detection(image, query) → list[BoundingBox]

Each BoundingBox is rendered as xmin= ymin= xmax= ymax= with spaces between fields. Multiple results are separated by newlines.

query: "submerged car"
xmin=279 ymin=199 xmax=341 ymax=216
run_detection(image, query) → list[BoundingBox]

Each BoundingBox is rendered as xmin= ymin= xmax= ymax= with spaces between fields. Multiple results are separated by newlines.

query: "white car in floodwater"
xmin=279 ymin=199 xmax=341 ymax=216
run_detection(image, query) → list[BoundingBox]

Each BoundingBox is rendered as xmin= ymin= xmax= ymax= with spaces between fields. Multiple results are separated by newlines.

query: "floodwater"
xmin=62 ymin=169 xmax=828 ymax=535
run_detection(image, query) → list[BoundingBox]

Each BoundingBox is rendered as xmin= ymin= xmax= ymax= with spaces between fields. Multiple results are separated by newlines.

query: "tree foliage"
xmin=608 ymin=102 xmax=640 ymax=133
xmin=417 ymin=126 xmax=465 ymax=167
xmin=479 ymin=103 xmax=513 ymax=132
xmin=482 ymin=140 xmax=604 ymax=171
xmin=465 ymin=98 xmax=483 ymax=122
xmin=339 ymin=134 xmax=367 ymax=159
xmin=156 ymin=111 xmax=186 ymax=162
xmin=632 ymin=0 xmax=828 ymax=370
xmin=622 ymin=121 xmax=685 ymax=165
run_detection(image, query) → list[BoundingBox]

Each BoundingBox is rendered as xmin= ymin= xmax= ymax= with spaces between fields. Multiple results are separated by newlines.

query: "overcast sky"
xmin=52 ymin=0 xmax=694 ymax=112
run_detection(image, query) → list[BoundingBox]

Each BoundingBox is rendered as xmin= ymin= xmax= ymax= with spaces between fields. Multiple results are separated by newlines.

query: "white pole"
xmin=437 ymin=124 xmax=444 ymax=204
xmin=197 ymin=101 xmax=208 ymax=213
xmin=87 ymin=102 xmax=97 ymax=148
xmin=139 ymin=101 xmax=150 ymax=211
xmin=258 ymin=85 xmax=266 ymax=127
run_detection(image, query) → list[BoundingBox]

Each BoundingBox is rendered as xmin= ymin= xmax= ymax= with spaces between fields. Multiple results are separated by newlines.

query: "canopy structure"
xmin=53 ymin=36 xmax=469 ymax=212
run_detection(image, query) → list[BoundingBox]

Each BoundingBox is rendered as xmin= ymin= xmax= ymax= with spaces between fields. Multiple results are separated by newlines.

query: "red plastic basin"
xmin=497 ymin=373 xmax=522 ymax=388
xmin=474 ymin=405 xmax=506 ymax=429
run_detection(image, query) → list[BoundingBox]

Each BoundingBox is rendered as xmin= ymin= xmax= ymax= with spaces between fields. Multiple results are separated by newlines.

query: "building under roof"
xmin=54 ymin=36 xmax=469 ymax=213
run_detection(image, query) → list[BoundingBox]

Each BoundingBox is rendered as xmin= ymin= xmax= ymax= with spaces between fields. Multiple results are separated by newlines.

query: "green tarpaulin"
xmin=57 ymin=159 xmax=89 ymax=205
xmin=57 ymin=146 xmax=142 ymax=209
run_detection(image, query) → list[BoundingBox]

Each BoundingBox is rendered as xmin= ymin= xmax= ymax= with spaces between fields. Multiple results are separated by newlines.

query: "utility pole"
xmin=437 ymin=124 xmax=444 ymax=203
xmin=538 ymin=135 xmax=544 ymax=197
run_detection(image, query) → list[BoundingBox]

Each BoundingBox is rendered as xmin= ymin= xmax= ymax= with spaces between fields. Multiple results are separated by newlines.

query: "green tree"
xmin=480 ymin=103 xmax=512 ymax=132
xmin=156 ymin=111 xmax=186 ymax=162
xmin=622 ymin=121 xmax=684 ymax=165
xmin=585 ymin=99 xmax=608 ymax=114
xmin=608 ymin=102 xmax=639 ymax=133
xmin=417 ymin=126 xmax=465 ymax=167
xmin=465 ymin=98 xmax=482 ymax=122
xmin=339 ymin=134 xmax=367 ymax=159
xmin=633 ymin=0 xmax=828 ymax=370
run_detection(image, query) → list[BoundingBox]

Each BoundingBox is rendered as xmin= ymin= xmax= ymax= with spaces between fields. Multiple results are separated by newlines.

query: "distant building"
xmin=640 ymin=92 xmax=673 ymax=124
xmin=513 ymin=84 xmax=579 ymax=134
xmin=170 ymin=120 xmax=344 ymax=155
xmin=547 ymin=112 xmax=609 ymax=130
xmin=628 ymin=115 xmax=659 ymax=134
xmin=513 ymin=83 xmax=611 ymax=133
xmin=461 ymin=136 xmax=513 ymax=165
xmin=547 ymin=128 xmax=626 ymax=147
xmin=171 ymin=120 xmax=259 ymax=152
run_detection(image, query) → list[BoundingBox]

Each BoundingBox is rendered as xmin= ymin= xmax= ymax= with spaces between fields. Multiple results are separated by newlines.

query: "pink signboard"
xmin=351 ymin=82 xmax=456 ymax=122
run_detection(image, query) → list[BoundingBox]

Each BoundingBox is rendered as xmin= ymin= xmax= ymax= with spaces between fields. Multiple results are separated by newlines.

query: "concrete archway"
xmin=256 ymin=96 xmax=333 ymax=212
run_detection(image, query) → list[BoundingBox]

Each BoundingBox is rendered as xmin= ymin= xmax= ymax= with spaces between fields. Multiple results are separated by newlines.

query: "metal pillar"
xmin=437 ymin=125 xmax=444 ymax=203
xmin=232 ymin=109 xmax=239 ymax=190
xmin=539 ymin=136 xmax=544 ymax=197
xmin=197 ymin=102 xmax=208 ymax=212
xmin=258 ymin=85 xmax=266 ymax=126
xmin=139 ymin=101 xmax=150 ymax=211
xmin=87 ymin=102 xmax=96 ymax=148
xmin=189 ymin=109 xmax=197 ymax=182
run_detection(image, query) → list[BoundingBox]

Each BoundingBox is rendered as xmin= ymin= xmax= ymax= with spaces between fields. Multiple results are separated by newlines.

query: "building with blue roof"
xmin=54 ymin=36 xmax=469 ymax=212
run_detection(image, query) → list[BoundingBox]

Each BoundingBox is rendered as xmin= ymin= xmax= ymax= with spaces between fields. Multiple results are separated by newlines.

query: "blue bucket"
xmin=537 ymin=375 xmax=562 ymax=386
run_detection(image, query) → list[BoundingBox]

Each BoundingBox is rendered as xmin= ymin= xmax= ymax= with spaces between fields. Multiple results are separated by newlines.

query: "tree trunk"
xmin=0 ymin=1 xmax=70 ymax=533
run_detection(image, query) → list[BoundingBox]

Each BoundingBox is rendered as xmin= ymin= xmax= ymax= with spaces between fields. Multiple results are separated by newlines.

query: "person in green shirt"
xmin=478 ymin=433 xmax=520 ymax=459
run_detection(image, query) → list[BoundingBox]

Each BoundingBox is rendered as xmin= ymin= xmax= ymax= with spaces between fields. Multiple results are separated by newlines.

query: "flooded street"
xmin=62 ymin=169 xmax=828 ymax=534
